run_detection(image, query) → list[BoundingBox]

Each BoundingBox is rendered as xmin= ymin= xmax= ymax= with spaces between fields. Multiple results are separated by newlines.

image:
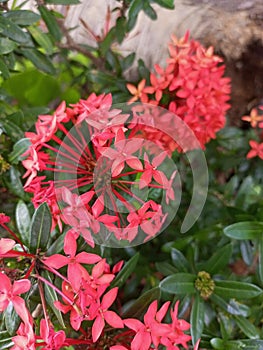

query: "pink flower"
xmin=0 ymin=238 xmax=15 ymax=254
xmin=139 ymin=152 xmax=167 ymax=189
xmin=102 ymin=138 xmax=144 ymax=177
xmin=0 ymin=213 xmax=10 ymax=225
xmin=91 ymin=287 xmax=124 ymax=342
xmin=0 ymin=274 xmax=31 ymax=324
xmin=247 ymin=140 xmax=263 ymax=160
xmin=40 ymin=318 xmax=67 ymax=350
xmin=124 ymin=300 xmax=171 ymax=350
xmin=11 ymin=322 xmax=35 ymax=350
xmin=44 ymin=230 xmax=101 ymax=290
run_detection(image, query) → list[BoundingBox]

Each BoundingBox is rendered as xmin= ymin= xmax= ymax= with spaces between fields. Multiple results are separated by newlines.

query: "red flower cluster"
xmin=22 ymin=94 xmax=179 ymax=246
xmin=127 ymin=31 xmax=231 ymax=148
xmin=242 ymin=106 xmax=263 ymax=160
xmin=0 ymin=218 xmax=199 ymax=349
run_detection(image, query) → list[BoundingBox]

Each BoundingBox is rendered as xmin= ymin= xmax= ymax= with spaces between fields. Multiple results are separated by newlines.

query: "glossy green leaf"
xmin=171 ymin=247 xmax=191 ymax=272
xmin=223 ymin=222 xmax=263 ymax=240
xmin=205 ymin=243 xmax=232 ymax=275
xmin=3 ymin=10 xmax=40 ymax=25
xmin=2 ymin=166 xmax=28 ymax=199
xmin=151 ymin=0 xmax=175 ymax=9
xmin=9 ymin=138 xmax=30 ymax=164
xmin=0 ymin=16 xmax=29 ymax=43
xmin=0 ymin=38 xmax=16 ymax=54
xmin=28 ymin=26 xmax=54 ymax=55
xmin=46 ymin=231 xmax=66 ymax=256
xmin=111 ymin=253 xmax=139 ymax=288
xmin=4 ymin=303 xmax=20 ymax=336
xmin=115 ymin=16 xmax=126 ymax=43
xmin=121 ymin=52 xmax=136 ymax=71
xmin=15 ymin=200 xmax=31 ymax=247
xmin=160 ymin=273 xmax=196 ymax=294
xmin=190 ymin=294 xmax=204 ymax=346
xmin=1 ymin=119 xmax=24 ymax=141
xmin=210 ymin=294 xmax=251 ymax=317
xmin=0 ymin=57 xmax=9 ymax=79
xmin=29 ymin=202 xmax=52 ymax=253
xmin=20 ymin=48 xmax=56 ymax=75
xmin=234 ymin=316 xmax=260 ymax=339
xmin=240 ymin=240 xmax=254 ymax=266
xmin=214 ymin=280 xmax=262 ymax=300
xmin=155 ymin=261 xmax=177 ymax=276
xmin=42 ymin=271 xmax=65 ymax=327
xmin=38 ymin=6 xmax=62 ymax=41
xmin=127 ymin=0 xmax=143 ymax=31
xmin=0 ymin=337 xmax=13 ymax=350
xmin=143 ymin=1 xmax=157 ymax=20
xmin=218 ymin=311 xmax=233 ymax=340
xmin=122 ymin=287 xmax=160 ymax=318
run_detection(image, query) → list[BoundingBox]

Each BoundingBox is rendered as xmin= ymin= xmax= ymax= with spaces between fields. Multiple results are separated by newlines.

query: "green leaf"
xmin=0 ymin=16 xmax=29 ymax=43
xmin=143 ymin=1 xmax=157 ymax=20
xmin=4 ymin=303 xmax=20 ymax=336
xmin=258 ymin=236 xmax=263 ymax=284
xmin=155 ymin=261 xmax=177 ymax=276
xmin=0 ymin=58 xmax=9 ymax=79
xmin=2 ymin=166 xmax=28 ymax=199
xmin=44 ymin=0 xmax=80 ymax=4
xmin=0 ymin=38 xmax=16 ymax=54
xmin=223 ymin=222 xmax=263 ymax=240
xmin=214 ymin=280 xmax=262 ymax=300
xmin=38 ymin=6 xmax=62 ymax=41
xmin=3 ymin=10 xmax=41 ymax=25
xmin=9 ymin=138 xmax=30 ymax=165
xmin=160 ymin=273 xmax=196 ymax=294
xmin=210 ymin=294 xmax=251 ymax=316
xmin=46 ymin=231 xmax=66 ymax=256
xmin=218 ymin=312 xmax=233 ymax=340
xmin=111 ymin=253 xmax=139 ymax=289
xmin=234 ymin=316 xmax=260 ymax=339
xmin=190 ymin=294 xmax=205 ymax=346
xmin=122 ymin=287 xmax=160 ymax=318
xmin=20 ymin=48 xmax=56 ymax=75
xmin=121 ymin=52 xmax=136 ymax=71
xmin=28 ymin=26 xmax=54 ymax=55
xmin=15 ymin=200 xmax=31 ymax=247
xmin=0 ymin=336 xmax=13 ymax=350
xmin=42 ymin=270 xmax=65 ymax=327
xmin=151 ymin=0 xmax=175 ymax=9
xmin=171 ymin=247 xmax=191 ymax=272
xmin=29 ymin=202 xmax=52 ymax=253
xmin=115 ymin=16 xmax=126 ymax=43
xmin=205 ymin=244 xmax=232 ymax=275
xmin=127 ymin=0 xmax=143 ymax=31
xmin=0 ymin=119 xmax=24 ymax=141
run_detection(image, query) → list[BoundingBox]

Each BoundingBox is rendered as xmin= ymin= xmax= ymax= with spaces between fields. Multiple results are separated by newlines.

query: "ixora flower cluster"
xmin=21 ymin=93 xmax=187 ymax=247
xmin=0 ymin=213 xmax=200 ymax=349
xmin=127 ymin=32 xmax=231 ymax=148
xmin=242 ymin=105 xmax=263 ymax=160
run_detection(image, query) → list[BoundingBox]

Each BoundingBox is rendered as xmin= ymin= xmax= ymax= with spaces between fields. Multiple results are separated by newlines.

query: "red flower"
xmin=0 ymin=274 xmax=31 ymax=324
xmin=0 ymin=238 xmax=16 ymax=254
xmin=0 ymin=213 xmax=10 ymax=225
xmin=247 ymin=140 xmax=263 ymax=160
xmin=11 ymin=322 xmax=35 ymax=350
xmin=40 ymin=318 xmax=67 ymax=350
xmin=44 ymin=230 xmax=101 ymax=290
xmin=91 ymin=287 xmax=124 ymax=342
xmin=124 ymin=300 xmax=170 ymax=350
